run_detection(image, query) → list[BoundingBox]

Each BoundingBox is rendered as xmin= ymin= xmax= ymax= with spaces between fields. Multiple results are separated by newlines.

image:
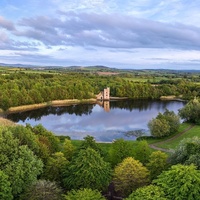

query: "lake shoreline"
xmin=0 ymin=95 xmax=184 ymax=115
xmin=0 ymin=96 xmax=131 ymax=115
xmin=0 ymin=98 xmax=97 ymax=115
xmin=2 ymin=99 xmax=185 ymax=142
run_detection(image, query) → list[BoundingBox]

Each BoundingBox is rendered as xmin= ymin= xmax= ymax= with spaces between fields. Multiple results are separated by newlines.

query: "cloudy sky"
xmin=1 ymin=0 xmax=200 ymax=69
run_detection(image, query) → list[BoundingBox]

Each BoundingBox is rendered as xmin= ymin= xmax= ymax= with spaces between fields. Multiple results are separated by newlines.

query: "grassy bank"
xmin=156 ymin=125 xmax=200 ymax=149
xmin=147 ymin=123 xmax=200 ymax=151
xmin=3 ymin=98 xmax=97 ymax=114
xmin=0 ymin=117 xmax=16 ymax=126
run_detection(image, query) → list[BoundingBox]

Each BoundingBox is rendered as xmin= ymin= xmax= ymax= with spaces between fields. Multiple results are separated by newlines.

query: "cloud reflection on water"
xmin=11 ymin=100 xmax=185 ymax=142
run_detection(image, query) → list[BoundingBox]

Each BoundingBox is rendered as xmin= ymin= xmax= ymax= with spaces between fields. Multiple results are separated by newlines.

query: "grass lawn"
xmin=155 ymin=123 xmax=200 ymax=149
xmin=144 ymin=123 xmax=191 ymax=145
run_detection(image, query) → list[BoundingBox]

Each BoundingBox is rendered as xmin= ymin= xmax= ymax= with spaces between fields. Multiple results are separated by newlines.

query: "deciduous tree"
xmin=0 ymin=170 xmax=13 ymax=200
xmin=154 ymin=164 xmax=200 ymax=200
xmin=0 ymin=128 xmax=43 ymax=197
xmin=161 ymin=109 xmax=180 ymax=133
xmin=146 ymin=151 xmax=169 ymax=180
xmin=133 ymin=140 xmax=151 ymax=164
xmin=20 ymin=180 xmax=63 ymax=200
xmin=179 ymin=98 xmax=200 ymax=124
xmin=79 ymin=135 xmax=104 ymax=157
xmin=5 ymin=145 xmax=43 ymax=196
xmin=113 ymin=157 xmax=149 ymax=197
xmin=148 ymin=109 xmax=180 ymax=137
xmin=125 ymin=185 xmax=166 ymax=200
xmin=169 ymin=136 xmax=200 ymax=169
xmin=64 ymin=188 xmax=106 ymax=200
xmin=109 ymin=138 xmax=135 ymax=167
xmin=43 ymin=152 xmax=68 ymax=183
xmin=148 ymin=118 xmax=170 ymax=137
xmin=62 ymin=139 xmax=75 ymax=160
xmin=63 ymin=148 xmax=111 ymax=191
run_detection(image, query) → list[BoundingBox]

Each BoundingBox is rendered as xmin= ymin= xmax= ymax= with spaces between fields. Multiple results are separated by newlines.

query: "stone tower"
xmin=103 ymin=87 xmax=110 ymax=100
xmin=96 ymin=87 xmax=110 ymax=101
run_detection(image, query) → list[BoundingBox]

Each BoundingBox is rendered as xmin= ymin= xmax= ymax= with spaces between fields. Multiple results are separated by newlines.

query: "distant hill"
xmin=0 ymin=63 xmax=200 ymax=73
xmin=0 ymin=63 xmax=37 ymax=68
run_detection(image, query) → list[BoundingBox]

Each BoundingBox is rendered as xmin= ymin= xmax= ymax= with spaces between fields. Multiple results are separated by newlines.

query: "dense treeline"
xmin=1 ymin=123 xmax=200 ymax=200
xmin=0 ymin=72 xmax=200 ymax=110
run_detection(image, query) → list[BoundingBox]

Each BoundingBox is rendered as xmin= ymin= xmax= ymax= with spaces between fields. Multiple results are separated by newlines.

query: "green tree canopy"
xmin=154 ymin=164 xmax=200 ymax=200
xmin=63 ymin=147 xmax=111 ymax=191
xmin=161 ymin=109 xmax=180 ymax=133
xmin=20 ymin=180 xmax=63 ymax=200
xmin=62 ymin=139 xmax=75 ymax=160
xmin=0 ymin=170 xmax=13 ymax=200
xmin=133 ymin=140 xmax=151 ymax=165
xmin=179 ymin=98 xmax=200 ymax=124
xmin=9 ymin=125 xmax=40 ymax=154
xmin=109 ymin=138 xmax=135 ymax=167
xmin=78 ymin=135 xmax=104 ymax=157
xmin=125 ymin=185 xmax=166 ymax=200
xmin=148 ymin=118 xmax=170 ymax=137
xmin=0 ymin=127 xmax=43 ymax=197
xmin=148 ymin=109 xmax=180 ymax=137
xmin=43 ymin=152 xmax=68 ymax=183
xmin=113 ymin=157 xmax=149 ymax=197
xmin=169 ymin=136 xmax=200 ymax=169
xmin=146 ymin=151 xmax=169 ymax=180
xmin=26 ymin=124 xmax=60 ymax=162
xmin=5 ymin=145 xmax=43 ymax=196
xmin=64 ymin=188 xmax=106 ymax=200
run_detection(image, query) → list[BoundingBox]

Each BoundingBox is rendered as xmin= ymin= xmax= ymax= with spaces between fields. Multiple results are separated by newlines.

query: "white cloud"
xmin=0 ymin=0 xmax=200 ymax=69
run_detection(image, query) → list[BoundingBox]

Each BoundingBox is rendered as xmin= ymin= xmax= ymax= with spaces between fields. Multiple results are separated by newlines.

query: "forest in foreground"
xmin=1 ymin=115 xmax=200 ymax=199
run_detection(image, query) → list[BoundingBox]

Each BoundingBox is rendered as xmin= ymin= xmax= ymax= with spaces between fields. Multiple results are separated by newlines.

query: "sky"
xmin=1 ymin=0 xmax=200 ymax=69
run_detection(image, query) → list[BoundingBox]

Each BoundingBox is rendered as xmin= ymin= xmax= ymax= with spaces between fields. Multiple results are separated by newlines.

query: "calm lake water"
xmin=6 ymin=100 xmax=185 ymax=142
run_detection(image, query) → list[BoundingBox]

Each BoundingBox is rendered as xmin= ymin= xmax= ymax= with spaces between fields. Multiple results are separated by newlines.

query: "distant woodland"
xmin=0 ymin=67 xmax=200 ymax=111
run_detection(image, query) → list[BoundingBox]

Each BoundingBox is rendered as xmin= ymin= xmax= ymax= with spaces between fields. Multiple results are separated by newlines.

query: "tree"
xmin=43 ymin=152 xmax=68 ymax=183
xmin=148 ymin=109 xmax=180 ymax=138
xmin=146 ymin=151 xmax=169 ymax=180
xmin=148 ymin=118 xmax=170 ymax=137
xmin=31 ymin=124 xmax=60 ymax=154
xmin=161 ymin=109 xmax=180 ymax=133
xmin=79 ymin=135 xmax=104 ymax=157
xmin=125 ymin=185 xmax=166 ymax=200
xmin=62 ymin=139 xmax=75 ymax=160
xmin=179 ymin=98 xmax=200 ymax=124
xmin=0 ymin=128 xmax=43 ymax=197
xmin=169 ymin=136 xmax=200 ymax=169
xmin=109 ymin=138 xmax=135 ymax=167
xmin=5 ymin=145 xmax=43 ymax=196
xmin=64 ymin=188 xmax=106 ymax=200
xmin=27 ymin=124 xmax=60 ymax=162
xmin=20 ymin=180 xmax=63 ymax=200
xmin=63 ymin=148 xmax=111 ymax=191
xmin=0 ymin=170 xmax=13 ymax=200
xmin=113 ymin=157 xmax=149 ymax=197
xmin=0 ymin=128 xmax=19 ymax=168
xmin=154 ymin=164 xmax=200 ymax=200
xmin=133 ymin=140 xmax=151 ymax=164
xmin=10 ymin=125 xmax=40 ymax=155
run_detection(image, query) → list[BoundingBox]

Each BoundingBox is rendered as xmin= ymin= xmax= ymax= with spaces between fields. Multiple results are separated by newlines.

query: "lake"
xmin=6 ymin=100 xmax=185 ymax=142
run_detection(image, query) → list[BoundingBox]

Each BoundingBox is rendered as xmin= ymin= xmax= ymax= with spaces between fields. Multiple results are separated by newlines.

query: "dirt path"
xmin=149 ymin=124 xmax=195 ymax=152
